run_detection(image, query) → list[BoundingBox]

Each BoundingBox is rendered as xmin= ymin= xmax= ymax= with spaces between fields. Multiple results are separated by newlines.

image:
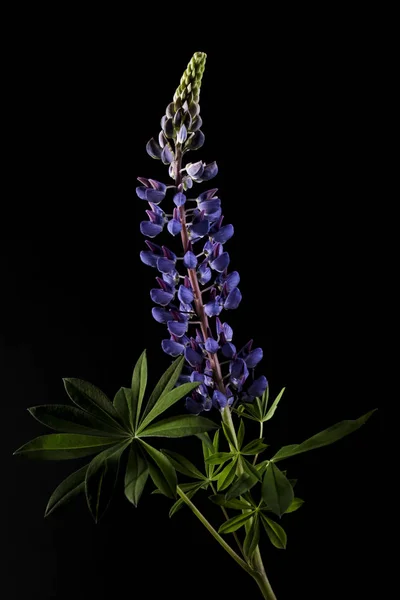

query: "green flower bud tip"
xmin=173 ymin=52 xmax=207 ymax=106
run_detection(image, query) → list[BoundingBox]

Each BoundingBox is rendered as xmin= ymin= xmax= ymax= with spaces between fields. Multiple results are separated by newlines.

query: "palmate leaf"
xmin=139 ymin=440 xmax=177 ymax=499
xmin=241 ymin=438 xmax=269 ymax=455
xmin=262 ymin=462 xmax=294 ymax=517
xmin=137 ymin=382 xmax=200 ymax=433
xmin=272 ymin=409 xmax=377 ymax=462
xmin=138 ymin=415 xmax=217 ymax=438
xmin=218 ymin=511 xmax=256 ymax=534
xmin=28 ymin=405 xmax=126 ymax=437
xmin=85 ymin=440 xmax=130 ymax=522
xmin=260 ymin=513 xmax=287 ymax=549
xmin=225 ymin=471 xmax=258 ymax=501
xmin=63 ymin=378 xmax=124 ymax=432
xmin=196 ymin=431 xmax=217 ymax=478
xmin=132 ymin=350 xmax=148 ymax=429
xmin=243 ymin=515 xmax=260 ymax=562
xmin=142 ymin=356 xmax=185 ymax=420
xmin=216 ymin=458 xmax=238 ymax=491
xmin=13 ymin=434 xmax=118 ymax=460
xmin=285 ymin=497 xmax=304 ymax=513
xmin=113 ymin=388 xmax=135 ymax=433
xmin=237 ymin=419 xmax=245 ymax=449
xmin=242 ymin=457 xmax=263 ymax=482
xmin=205 ymin=452 xmax=235 ymax=465
xmin=263 ymin=387 xmax=285 ymax=422
xmin=161 ymin=450 xmax=205 ymax=479
xmin=209 ymin=494 xmax=252 ymax=510
xmin=124 ymin=446 xmax=149 ymax=507
xmin=45 ymin=464 xmax=89 ymax=517
xmin=169 ymin=482 xmax=204 ymax=518
xmin=221 ymin=422 xmax=238 ymax=449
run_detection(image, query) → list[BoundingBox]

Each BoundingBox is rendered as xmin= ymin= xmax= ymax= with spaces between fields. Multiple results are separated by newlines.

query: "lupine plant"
xmin=14 ymin=52 xmax=376 ymax=599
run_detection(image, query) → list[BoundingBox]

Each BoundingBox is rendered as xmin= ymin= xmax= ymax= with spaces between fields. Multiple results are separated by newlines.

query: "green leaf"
xmin=255 ymin=396 xmax=264 ymax=420
xmin=263 ymin=387 xmax=285 ymax=422
xmin=124 ymin=446 xmax=149 ymax=507
xmin=216 ymin=458 xmax=238 ymax=491
xmin=143 ymin=356 xmax=185 ymax=420
xmin=14 ymin=434 xmax=117 ymax=460
xmin=221 ymin=422 xmax=237 ymax=449
xmin=137 ymin=382 xmax=200 ymax=432
xmin=262 ymin=462 xmax=294 ymax=517
xmin=213 ymin=429 xmax=220 ymax=452
xmin=242 ymin=457 xmax=263 ymax=482
xmin=272 ymin=445 xmax=298 ymax=462
xmin=45 ymin=464 xmax=88 ymax=517
xmin=139 ymin=440 xmax=177 ymax=499
xmin=285 ymin=497 xmax=304 ymax=513
xmin=63 ymin=378 xmax=123 ymax=430
xmin=169 ymin=483 xmax=203 ymax=518
xmin=197 ymin=432 xmax=214 ymax=454
xmin=28 ymin=405 xmax=125 ymax=437
xmin=225 ymin=472 xmax=258 ymax=501
xmin=139 ymin=415 xmax=217 ymax=438
xmin=237 ymin=419 xmax=245 ymax=450
xmin=179 ymin=482 xmax=203 ymax=493
xmin=205 ymin=452 xmax=235 ymax=466
xmin=197 ymin=432 xmax=213 ymax=478
xmin=243 ymin=515 xmax=260 ymax=562
xmin=233 ymin=410 xmax=260 ymax=423
xmin=260 ymin=387 xmax=269 ymax=414
xmin=113 ymin=388 xmax=135 ymax=432
xmin=209 ymin=494 xmax=252 ymax=510
xmin=161 ymin=450 xmax=205 ymax=479
xmin=256 ymin=459 xmax=270 ymax=473
xmin=260 ymin=514 xmax=287 ymax=549
xmin=241 ymin=438 xmax=269 ymax=455
xmin=132 ymin=350 xmax=148 ymax=428
xmin=288 ymin=478 xmax=298 ymax=488
xmin=85 ymin=440 xmax=129 ymax=522
xmin=246 ymin=403 xmax=263 ymax=419
xmin=218 ymin=511 xmax=255 ymax=534
xmin=272 ymin=409 xmax=377 ymax=462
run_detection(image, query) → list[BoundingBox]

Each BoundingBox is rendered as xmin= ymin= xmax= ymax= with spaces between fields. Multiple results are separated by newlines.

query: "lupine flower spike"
xmin=139 ymin=52 xmax=267 ymax=416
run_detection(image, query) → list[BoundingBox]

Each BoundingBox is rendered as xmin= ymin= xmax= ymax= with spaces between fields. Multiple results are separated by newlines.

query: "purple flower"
xmin=211 ymin=224 xmax=234 ymax=244
xmin=173 ymin=192 xmax=186 ymax=207
xmin=245 ymin=348 xmax=263 ymax=368
xmin=212 ymin=390 xmax=233 ymax=410
xmin=136 ymin=178 xmax=167 ymax=204
xmin=205 ymin=337 xmax=219 ymax=353
xmin=198 ymin=262 xmax=212 ymax=285
xmin=183 ymin=250 xmax=197 ymax=269
xmin=162 ymin=339 xmax=185 ymax=357
xmin=185 ymin=346 xmax=204 ymax=367
xmin=241 ymin=376 xmax=268 ymax=402
xmin=224 ymin=288 xmax=242 ymax=310
xmin=210 ymin=252 xmax=230 ymax=273
xmin=178 ymin=284 xmax=194 ymax=304
xmin=229 ymin=358 xmax=249 ymax=390
xmin=204 ymin=297 xmax=223 ymax=317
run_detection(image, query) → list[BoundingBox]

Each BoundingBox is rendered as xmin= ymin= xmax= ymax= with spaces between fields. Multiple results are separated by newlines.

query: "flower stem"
xmin=222 ymin=407 xmax=277 ymax=599
xmin=176 ymin=486 xmax=253 ymax=576
xmin=253 ymin=420 xmax=264 ymax=466
xmin=210 ymin=481 xmax=244 ymax=557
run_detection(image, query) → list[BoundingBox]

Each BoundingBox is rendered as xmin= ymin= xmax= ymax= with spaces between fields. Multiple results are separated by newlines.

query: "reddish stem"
xmin=174 ymin=146 xmax=225 ymax=394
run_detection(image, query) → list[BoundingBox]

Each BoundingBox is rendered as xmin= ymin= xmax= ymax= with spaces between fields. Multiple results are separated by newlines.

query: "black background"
xmin=3 ymin=11 xmax=386 ymax=600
